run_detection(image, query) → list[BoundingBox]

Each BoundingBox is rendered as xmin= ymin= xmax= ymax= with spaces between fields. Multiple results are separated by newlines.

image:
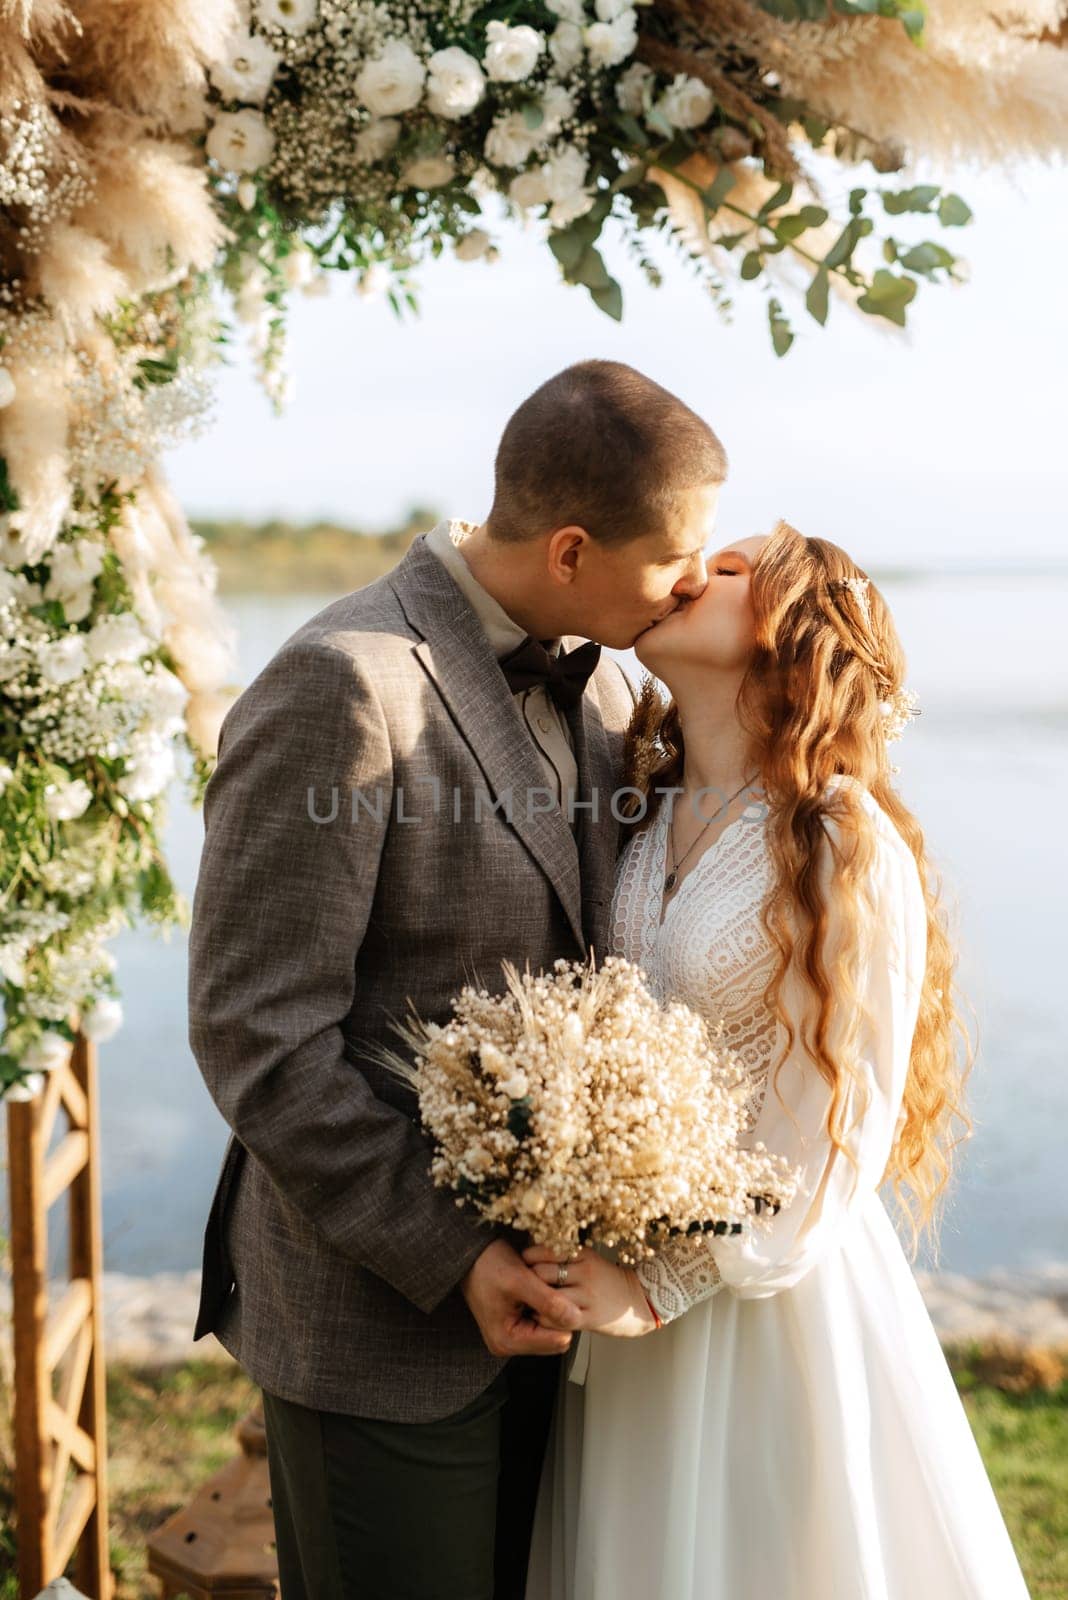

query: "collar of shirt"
xmin=422 ymin=517 xmax=562 ymax=663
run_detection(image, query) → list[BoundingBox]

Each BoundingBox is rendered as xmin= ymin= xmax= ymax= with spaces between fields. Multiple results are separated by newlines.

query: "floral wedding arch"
xmin=0 ymin=0 xmax=1065 ymax=1097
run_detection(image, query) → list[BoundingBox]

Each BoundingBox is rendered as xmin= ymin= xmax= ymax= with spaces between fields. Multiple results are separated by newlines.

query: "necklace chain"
xmin=664 ymin=773 xmax=760 ymax=894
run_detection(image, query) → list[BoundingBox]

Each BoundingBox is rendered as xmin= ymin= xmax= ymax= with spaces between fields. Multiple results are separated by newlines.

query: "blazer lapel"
xmin=389 ymin=533 xmax=596 ymax=953
xmin=562 ymin=676 xmax=618 ymax=961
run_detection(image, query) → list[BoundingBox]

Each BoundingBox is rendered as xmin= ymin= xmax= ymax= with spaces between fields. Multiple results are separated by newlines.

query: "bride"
xmin=521 ymin=519 xmax=1032 ymax=1599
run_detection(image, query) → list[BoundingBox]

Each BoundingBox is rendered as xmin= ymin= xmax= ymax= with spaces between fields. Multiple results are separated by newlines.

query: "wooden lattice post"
xmin=6 ymin=1023 xmax=112 ymax=1598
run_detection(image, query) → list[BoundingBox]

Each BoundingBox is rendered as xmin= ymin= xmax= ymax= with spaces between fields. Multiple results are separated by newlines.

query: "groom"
xmin=188 ymin=357 xmax=725 ymax=1599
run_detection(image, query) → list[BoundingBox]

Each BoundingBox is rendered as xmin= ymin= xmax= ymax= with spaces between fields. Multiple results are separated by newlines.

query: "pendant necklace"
xmin=664 ymin=773 xmax=760 ymax=894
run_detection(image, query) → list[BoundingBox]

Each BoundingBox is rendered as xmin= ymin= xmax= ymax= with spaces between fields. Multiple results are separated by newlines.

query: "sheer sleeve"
xmin=635 ymin=797 xmax=927 ymax=1325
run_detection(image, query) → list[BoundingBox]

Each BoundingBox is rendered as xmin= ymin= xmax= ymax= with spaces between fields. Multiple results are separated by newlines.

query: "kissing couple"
xmin=188 ymin=359 xmax=1031 ymax=1599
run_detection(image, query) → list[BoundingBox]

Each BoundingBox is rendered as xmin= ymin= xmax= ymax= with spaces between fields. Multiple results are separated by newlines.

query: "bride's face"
xmin=633 ymin=534 xmax=767 ymax=673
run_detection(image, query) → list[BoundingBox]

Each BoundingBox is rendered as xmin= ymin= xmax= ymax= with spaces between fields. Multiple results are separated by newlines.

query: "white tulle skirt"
xmin=524 ymin=1195 xmax=1032 ymax=1600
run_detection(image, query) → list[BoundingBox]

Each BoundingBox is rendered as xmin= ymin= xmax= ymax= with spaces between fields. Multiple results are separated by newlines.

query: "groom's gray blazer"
xmin=188 ymin=530 xmax=637 ymax=1422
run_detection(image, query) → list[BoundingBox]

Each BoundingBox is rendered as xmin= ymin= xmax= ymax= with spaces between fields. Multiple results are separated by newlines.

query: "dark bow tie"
xmin=498 ymin=635 xmax=602 ymax=712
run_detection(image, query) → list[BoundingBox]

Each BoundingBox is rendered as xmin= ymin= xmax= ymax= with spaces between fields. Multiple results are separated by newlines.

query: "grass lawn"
xmin=1 ymin=1352 xmax=1064 ymax=1599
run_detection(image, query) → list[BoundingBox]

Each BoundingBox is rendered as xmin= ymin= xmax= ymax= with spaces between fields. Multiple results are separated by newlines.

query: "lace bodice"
xmin=609 ymin=796 xmax=779 ymax=1322
xmin=602 ymin=783 xmax=927 ymax=1332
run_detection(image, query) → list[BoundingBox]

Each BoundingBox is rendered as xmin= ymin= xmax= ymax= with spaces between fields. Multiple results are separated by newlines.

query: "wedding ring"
xmin=556 ymin=1262 xmax=569 ymax=1287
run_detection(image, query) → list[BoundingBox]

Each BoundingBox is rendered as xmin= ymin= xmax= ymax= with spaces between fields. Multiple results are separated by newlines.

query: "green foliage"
xmin=548 ymin=191 xmax=624 ymax=322
xmin=640 ymin=152 xmax=967 ymax=351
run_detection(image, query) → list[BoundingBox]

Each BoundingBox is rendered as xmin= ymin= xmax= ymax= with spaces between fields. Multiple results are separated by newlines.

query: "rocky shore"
xmin=3 ymin=1262 xmax=1068 ymax=1370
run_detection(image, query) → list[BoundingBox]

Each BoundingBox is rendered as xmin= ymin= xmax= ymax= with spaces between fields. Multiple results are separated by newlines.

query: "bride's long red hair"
xmin=619 ymin=518 xmax=973 ymax=1261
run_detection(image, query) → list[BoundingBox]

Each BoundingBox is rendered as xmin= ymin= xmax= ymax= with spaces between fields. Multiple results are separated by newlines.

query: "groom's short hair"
xmin=485 ymin=359 xmax=728 ymax=546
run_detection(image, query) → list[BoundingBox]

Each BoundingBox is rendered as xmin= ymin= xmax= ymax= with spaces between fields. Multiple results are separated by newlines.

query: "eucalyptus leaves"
xmin=203 ymin=0 xmax=975 ymax=363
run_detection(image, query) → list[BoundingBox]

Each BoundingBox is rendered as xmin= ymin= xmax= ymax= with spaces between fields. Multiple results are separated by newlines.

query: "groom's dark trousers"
xmin=187 ymin=534 xmax=635 ymax=1598
xmin=260 ymin=1353 xmax=560 ymax=1600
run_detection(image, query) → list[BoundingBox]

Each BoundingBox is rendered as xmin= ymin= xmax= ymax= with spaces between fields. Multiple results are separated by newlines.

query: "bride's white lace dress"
xmin=524 ymin=782 xmax=1031 ymax=1600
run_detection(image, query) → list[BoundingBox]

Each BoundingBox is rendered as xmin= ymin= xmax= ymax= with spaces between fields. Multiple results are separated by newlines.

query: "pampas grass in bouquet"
xmin=370 ymin=953 xmax=801 ymax=1265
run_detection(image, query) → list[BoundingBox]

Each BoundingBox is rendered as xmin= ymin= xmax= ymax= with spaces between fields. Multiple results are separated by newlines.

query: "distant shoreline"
xmin=4 ymin=1263 xmax=1068 ymax=1371
xmin=190 ymin=517 xmax=1068 ymax=597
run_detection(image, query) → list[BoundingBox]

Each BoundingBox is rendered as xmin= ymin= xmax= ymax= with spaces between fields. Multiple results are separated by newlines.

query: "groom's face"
xmin=569 ymin=481 xmax=719 ymax=650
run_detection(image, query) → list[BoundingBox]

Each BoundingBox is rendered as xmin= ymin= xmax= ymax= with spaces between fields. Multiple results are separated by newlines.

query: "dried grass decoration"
xmin=369 ymin=952 xmax=801 ymax=1264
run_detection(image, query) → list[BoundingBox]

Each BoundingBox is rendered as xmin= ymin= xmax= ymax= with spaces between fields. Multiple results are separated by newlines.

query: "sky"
xmin=168 ymin=160 xmax=1067 ymax=574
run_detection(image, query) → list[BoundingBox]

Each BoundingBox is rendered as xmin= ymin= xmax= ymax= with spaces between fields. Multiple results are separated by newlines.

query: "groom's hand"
xmin=460 ymin=1240 xmax=580 ymax=1357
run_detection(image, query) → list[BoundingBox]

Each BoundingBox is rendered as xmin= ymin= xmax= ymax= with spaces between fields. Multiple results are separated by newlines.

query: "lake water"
xmin=4 ymin=574 xmax=1067 ymax=1282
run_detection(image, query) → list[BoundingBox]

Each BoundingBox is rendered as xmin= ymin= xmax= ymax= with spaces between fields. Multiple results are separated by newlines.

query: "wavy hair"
xmin=619 ymin=518 xmax=974 ymax=1262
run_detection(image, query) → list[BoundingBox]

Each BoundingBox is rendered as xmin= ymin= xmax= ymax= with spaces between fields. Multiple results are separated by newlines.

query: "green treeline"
xmin=190 ymin=506 xmax=445 ymax=594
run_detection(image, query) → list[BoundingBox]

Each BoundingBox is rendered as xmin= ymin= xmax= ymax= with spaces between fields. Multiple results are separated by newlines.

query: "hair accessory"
xmin=828 ymin=574 xmax=871 ymax=624
xmin=879 ymin=685 xmax=920 ymax=742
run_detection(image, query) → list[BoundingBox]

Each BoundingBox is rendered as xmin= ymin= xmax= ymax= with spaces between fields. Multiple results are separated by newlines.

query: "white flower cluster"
xmin=0 ymin=489 xmax=231 ymax=1096
xmin=0 ymin=98 xmax=92 ymax=257
xmin=66 ymin=348 xmax=216 ymax=489
xmin=0 ymin=565 xmax=188 ymax=780
xmin=879 ymin=684 xmax=920 ymax=743
xmin=373 ymin=954 xmax=800 ymax=1263
xmin=202 ymin=0 xmax=718 ymax=270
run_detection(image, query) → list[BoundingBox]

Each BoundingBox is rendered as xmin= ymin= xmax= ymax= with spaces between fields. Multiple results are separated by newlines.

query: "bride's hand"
xmin=522 ymin=1245 xmax=658 ymax=1338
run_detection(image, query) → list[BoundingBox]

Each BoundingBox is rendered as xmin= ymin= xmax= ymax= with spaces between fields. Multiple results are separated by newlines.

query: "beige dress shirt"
xmin=422 ymin=517 xmax=581 ymax=832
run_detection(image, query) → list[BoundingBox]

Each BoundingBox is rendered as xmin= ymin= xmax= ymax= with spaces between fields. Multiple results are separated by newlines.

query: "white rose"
xmin=118 ymin=735 xmax=176 ymax=801
xmin=509 ymin=169 xmax=550 ymax=209
xmin=23 ymin=1030 xmax=71 ymax=1073
xmin=658 ymin=72 xmax=714 ymax=129
xmin=255 ymin=0 xmax=318 ymax=34
xmin=0 ymin=367 xmax=15 ymax=409
xmin=210 ymin=30 xmax=281 ymax=104
xmin=44 ymin=777 xmax=93 ymax=821
xmin=538 ymin=84 xmax=575 ymax=141
xmin=483 ymin=20 xmax=543 ymax=83
xmin=84 ymin=612 xmax=149 ymax=665
xmin=549 ymin=189 xmax=595 ymax=226
xmin=354 ymin=117 xmax=401 ymax=163
xmin=145 ymin=664 xmax=190 ymax=731
xmin=583 ymin=10 xmax=637 ymax=66
xmin=81 ymin=997 xmax=124 ymax=1043
xmin=206 ymin=108 xmax=275 ymax=173
xmin=484 ymin=111 xmax=537 ymax=169
xmin=454 ymin=228 xmax=492 ymax=261
xmin=548 ymin=20 xmax=584 ymax=74
xmin=543 ymin=144 xmax=589 ymax=201
xmin=46 ymin=538 xmax=105 ymax=591
xmin=39 ymin=634 xmax=90 ymax=686
xmin=615 ymin=59 xmax=653 ymax=113
xmin=545 ymin=0 xmax=586 ymax=21
xmin=0 ymin=570 xmax=40 ymax=607
xmin=6 ymin=1072 xmax=45 ymax=1101
xmin=45 ymin=579 xmax=94 ymax=624
xmin=355 ymin=39 xmax=426 ymax=116
xmin=281 ymin=243 xmax=315 ymax=287
xmin=426 ymin=46 xmax=486 ymax=119
xmin=0 ymin=942 xmax=25 ymax=986
xmin=594 ymin=0 xmax=632 ymax=18
xmin=401 ymin=154 xmax=455 ymax=189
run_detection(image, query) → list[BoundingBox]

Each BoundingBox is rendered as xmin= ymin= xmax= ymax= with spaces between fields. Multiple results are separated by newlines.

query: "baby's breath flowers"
xmin=370 ymin=954 xmax=801 ymax=1264
xmin=880 ymin=685 xmax=920 ymax=743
